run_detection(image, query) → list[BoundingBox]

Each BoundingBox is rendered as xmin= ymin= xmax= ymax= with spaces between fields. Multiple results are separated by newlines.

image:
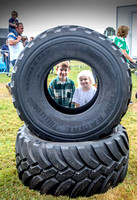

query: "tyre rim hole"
xmin=44 ymin=60 xmax=99 ymax=114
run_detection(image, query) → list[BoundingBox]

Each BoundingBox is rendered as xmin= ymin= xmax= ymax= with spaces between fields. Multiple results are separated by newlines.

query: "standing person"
xmin=8 ymin=10 xmax=19 ymax=37
xmin=1 ymin=40 xmax=10 ymax=76
xmin=6 ymin=22 xmax=24 ymax=94
xmin=72 ymin=70 xmax=96 ymax=107
xmin=114 ymin=25 xmax=136 ymax=63
xmin=48 ymin=61 xmax=75 ymax=108
xmin=29 ymin=36 xmax=34 ymax=41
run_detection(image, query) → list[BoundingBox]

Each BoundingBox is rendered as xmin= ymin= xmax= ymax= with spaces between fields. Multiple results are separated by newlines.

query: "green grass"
xmin=0 ymin=62 xmax=137 ymax=200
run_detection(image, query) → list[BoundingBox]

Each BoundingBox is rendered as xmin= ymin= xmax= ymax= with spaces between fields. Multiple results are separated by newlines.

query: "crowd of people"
xmin=1 ymin=10 xmax=34 ymax=94
xmin=1 ymin=10 xmax=136 ymax=104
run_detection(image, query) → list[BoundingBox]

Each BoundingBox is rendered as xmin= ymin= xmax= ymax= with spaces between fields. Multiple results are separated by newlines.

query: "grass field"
xmin=0 ymin=62 xmax=137 ymax=200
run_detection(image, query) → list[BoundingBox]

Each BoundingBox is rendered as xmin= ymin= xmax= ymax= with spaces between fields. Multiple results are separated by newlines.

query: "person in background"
xmin=72 ymin=70 xmax=96 ymax=107
xmin=1 ymin=40 xmax=10 ymax=76
xmin=29 ymin=36 xmax=34 ymax=41
xmin=48 ymin=61 xmax=75 ymax=108
xmin=8 ymin=10 xmax=19 ymax=37
xmin=114 ymin=25 xmax=136 ymax=63
xmin=114 ymin=25 xmax=137 ymax=104
xmin=6 ymin=22 xmax=24 ymax=94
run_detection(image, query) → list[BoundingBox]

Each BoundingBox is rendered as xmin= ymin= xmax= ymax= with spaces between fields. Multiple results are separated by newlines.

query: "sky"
xmin=0 ymin=0 xmax=137 ymax=39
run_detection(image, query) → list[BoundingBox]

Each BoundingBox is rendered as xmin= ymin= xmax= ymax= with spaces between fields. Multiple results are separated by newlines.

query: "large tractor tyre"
xmin=11 ymin=25 xmax=132 ymax=142
xmin=16 ymin=124 xmax=129 ymax=198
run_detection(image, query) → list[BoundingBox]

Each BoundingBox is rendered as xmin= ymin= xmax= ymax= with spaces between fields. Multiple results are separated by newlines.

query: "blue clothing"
xmin=10 ymin=59 xmax=16 ymax=66
xmin=9 ymin=18 xmax=18 ymax=30
xmin=9 ymin=18 xmax=18 ymax=37
xmin=1 ymin=44 xmax=9 ymax=55
xmin=1 ymin=44 xmax=10 ymax=74
xmin=9 ymin=28 xmax=18 ymax=37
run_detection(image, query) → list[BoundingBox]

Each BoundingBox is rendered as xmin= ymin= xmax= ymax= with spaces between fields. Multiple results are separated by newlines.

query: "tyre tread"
xmin=16 ymin=124 xmax=129 ymax=197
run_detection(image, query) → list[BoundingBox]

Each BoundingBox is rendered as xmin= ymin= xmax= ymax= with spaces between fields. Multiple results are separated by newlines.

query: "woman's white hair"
xmin=77 ymin=70 xmax=95 ymax=86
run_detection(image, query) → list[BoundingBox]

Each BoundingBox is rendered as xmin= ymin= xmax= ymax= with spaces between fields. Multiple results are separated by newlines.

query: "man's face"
xmin=56 ymin=66 xmax=70 ymax=81
xmin=16 ymin=24 xmax=24 ymax=35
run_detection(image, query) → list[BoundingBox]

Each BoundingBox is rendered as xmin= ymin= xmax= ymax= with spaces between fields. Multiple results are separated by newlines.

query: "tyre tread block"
xmin=17 ymin=133 xmax=36 ymax=164
xmin=46 ymin=145 xmax=67 ymax=170
xmin=89 ymin=165 xmax=106 ymax=179
xmin=114 ymin=137 xmax=128 ymax=155
xmin=55 ymin=178 xmax=75 ymax=196
xmin=104 ymin=141 xmax=123 ymax=160
xmin=29 ymin=175 xmax=44 ymax=189
xmin=19 ymin=160 xmax=29 ymax=171
xmin=22 ymin=170 xmax=33 ymax=185
xmin=72 ymin=167 xmax=91 ymax=181
xmin=40 ymin=178 xmax=59 ymax=194
xmin=111 ymin=166 xmax=124 ymax=187
xmin=62 ymin=146 xmax=84 ymax=170
xmin=93 ymin=145 xmax=113 ymax=165
xmin=78 ymin=145 xmax=99 ymax=168
xmin=56 ymin=168 xmax=74 ymax=181
xmin=70 ymin=178 xmax=91 ymax=198
xmin=118 ymin=162 xmax=128 ymax=183
xmin=86 ymin=175 xmax=106 ymax=196
xmin=116 ymin=152 xmax=129 ymax=171
xmin=32 ymin=143 xmax=51 ymax=169
xmin=99 ymin=171 xmax=117 ymax=193
xmin=41 ymin=168 xmax=57 ymax=179
xmin=16 ymin=154 xmax=21 ymax=167
xmin=29 ymin=165 xmax=42 ymax=175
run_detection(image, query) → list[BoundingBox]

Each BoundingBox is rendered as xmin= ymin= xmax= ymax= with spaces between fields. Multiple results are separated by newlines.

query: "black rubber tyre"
xmin=135 ymin=93 xmax=137 ymax=98
xmin=16 ymin=124 xmax=129 ymax=198
xmin=12 ymin=25 xmax=132 ymax=142
xmin=129 ymin=61 xmax=137 ymax=69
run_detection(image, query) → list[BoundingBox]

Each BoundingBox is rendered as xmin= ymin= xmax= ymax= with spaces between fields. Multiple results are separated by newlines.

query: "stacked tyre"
xmin=11 ymin=26 xmax=131 ymax=198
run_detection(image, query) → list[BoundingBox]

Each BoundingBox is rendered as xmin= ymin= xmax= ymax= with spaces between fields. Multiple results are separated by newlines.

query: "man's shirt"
xmin=7 ymin=32 xmax=24 ymax=61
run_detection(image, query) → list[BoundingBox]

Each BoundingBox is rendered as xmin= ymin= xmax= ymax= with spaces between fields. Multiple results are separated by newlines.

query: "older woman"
xmin=114 ymin=25 xmax=136 ymax=63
